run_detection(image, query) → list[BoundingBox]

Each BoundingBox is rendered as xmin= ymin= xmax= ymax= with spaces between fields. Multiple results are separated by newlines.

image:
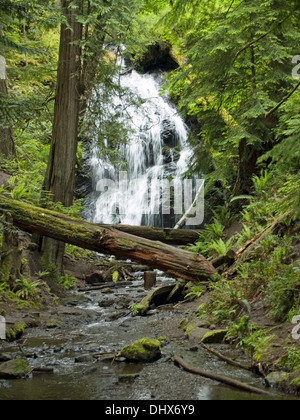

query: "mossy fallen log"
xmin=101 ymin=225 xmax=200 ymax=245
xmin=132 ymin=284 xmax=182 ymax=316
xmin=0 ymin=195 xmax=216 ymax=282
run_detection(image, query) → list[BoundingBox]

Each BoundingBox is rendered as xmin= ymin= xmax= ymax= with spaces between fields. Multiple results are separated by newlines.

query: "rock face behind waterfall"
xmin=161 ymin=119 xmax=177 ymax=148
xmin=84 ymin=61 xmax=193 ymax=229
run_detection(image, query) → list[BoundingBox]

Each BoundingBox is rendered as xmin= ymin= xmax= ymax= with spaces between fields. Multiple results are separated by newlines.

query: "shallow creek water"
xmin=0 ymin=274 xmax=292 ymax=400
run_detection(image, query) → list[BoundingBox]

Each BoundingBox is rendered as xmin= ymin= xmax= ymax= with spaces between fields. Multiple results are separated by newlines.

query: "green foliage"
xmin=15 ymin=277 xmax=42 ymax=301
xmin=199 ymin=230 xmax=300 ymax=326
xmin=112 ymin=271 xmax=119 ymax=283
xmin=185 ymin=282 xmax=206 ymax=301
xmin=210 ymin=238 xmax=234 ymax=256
xmin=0 ymin=281 xmax=9 ymax=298
xmin=65 ymin=244 xmax=93 ymax=261
xmin=56 ymin=274 xmax=76 ymax=291
xmin=226 ymin=316 xmax=257 ymax=347
xmin=129 ymin=303 xmax=146 ymax=316
xmin=226 ymin=316 xmax=276 ymax=362
xmin=187 ymin=212 xmax=228 ymax=257
xmin=278 ymin=348 xmax=300 ymax=372
xmin=203 ymin=280 xmax=246 ymax=325
xmin=264 ymin=261 xmax=300 ymax=322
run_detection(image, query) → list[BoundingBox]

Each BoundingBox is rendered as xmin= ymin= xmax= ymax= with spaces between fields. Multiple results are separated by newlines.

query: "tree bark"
xmin=102 ymin=224 xmax=200 ymax=245
xmin=0 ymin=55 xmax=16 ymax=159
xmin=42 ymin=0 xmax=83 ymax=276
xmin=0 ymin=214 xmax=22 ymax=288
xmin=0 ymin=195 xmax=216 ymax=283
xmin=233 ymin=138 xmax=258 ymax=196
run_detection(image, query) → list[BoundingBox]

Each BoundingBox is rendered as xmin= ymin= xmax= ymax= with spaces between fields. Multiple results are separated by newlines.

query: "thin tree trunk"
xmin=233 ymin=138 xmax=258 ymax=196
xmin=0 ymin=55 xmax=16 ymax=159
xmin=42 ymin=0 xmax=83 ymax=276
xmin=0 ymin=214 xmax=22 ymax=288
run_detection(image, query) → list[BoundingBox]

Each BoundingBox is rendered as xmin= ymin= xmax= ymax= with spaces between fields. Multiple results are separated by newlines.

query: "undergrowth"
xmin=188 ymin=172 xmax=300 ymax=327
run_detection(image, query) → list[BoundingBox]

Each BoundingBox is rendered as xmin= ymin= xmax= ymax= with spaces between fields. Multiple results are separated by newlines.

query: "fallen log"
xmin=199 ymin=342 xmax=253 ymax=372
xmin=78 ymin=281 xmax=130 ymax=293
xmin=32 ymin=367 xmax=54 ymax=374
xmin=0 ymin=195 xmax=216 ymax=282
xmin=227 ymin=211 xmax=293 ymax=277
xmin=132 ymin=283 xmax=184 ymax=315
xmin=101 ymin=225 xmax=200 ymax=245
xmin=174 ymin=356 xmax=269 ymax=396
xmin=235 ymin=211 xmax=293 ymax=261
xmin=211 ymin=248 xmax=237 ymax=269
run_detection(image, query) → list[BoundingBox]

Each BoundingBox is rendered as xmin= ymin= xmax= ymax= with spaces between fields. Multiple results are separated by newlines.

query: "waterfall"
xmin=85 ymin=64 xmax=193 ymax=228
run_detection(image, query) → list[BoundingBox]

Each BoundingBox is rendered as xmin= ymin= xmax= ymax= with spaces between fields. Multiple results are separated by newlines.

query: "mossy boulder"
xmin=0 ymin=359 xmax=32 ymax=379
xmin=6 ymin=322 xmax=27 ymax=342
xmin=201 ymin=329 xmax=227 ymax=344
xmin=267 ymin=369 xmax=300 ymax=395
xmin=181 ymin=317 xmax=211 ymax=340
xmin=120 ymin=338 xmax=161 ymax=363
xmin=266 ymin=371 xmax=290 ymax=387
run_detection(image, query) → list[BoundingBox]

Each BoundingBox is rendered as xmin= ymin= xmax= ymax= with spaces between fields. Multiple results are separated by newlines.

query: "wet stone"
xmin=75 ymin=354 xmax=96 ymax=364
xmin=0 ymin=359 xmax=32 ymax=379
xmin=99 ymin=299 xmax=115 ymax=308
xmin=0 ymin=353 xmax=12 ymax=362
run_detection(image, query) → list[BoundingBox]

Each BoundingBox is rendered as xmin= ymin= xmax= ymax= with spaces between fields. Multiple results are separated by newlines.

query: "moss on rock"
xmin=201 ymin=329 xmax=228 ymax=344
xmin=267 ymin=369 xmax=300 ymax=395
xmin=46 ymin=319 xmax=62 ymax=328
xmin=120 ymin=338 xmax=161 ymax=362
xmin=0 ymin=359 xmax=32 ymax=379
xmin=6 ymin=322 xmax=27 ymax=341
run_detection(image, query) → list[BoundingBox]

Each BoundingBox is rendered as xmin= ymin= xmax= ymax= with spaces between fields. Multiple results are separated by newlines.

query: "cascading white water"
xmin=86 ymin=64 xmax=193 ymax=228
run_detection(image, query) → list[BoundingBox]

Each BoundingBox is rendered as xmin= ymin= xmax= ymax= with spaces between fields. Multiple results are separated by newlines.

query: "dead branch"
xmin=174 ymin=356 xmax=269 ymax=396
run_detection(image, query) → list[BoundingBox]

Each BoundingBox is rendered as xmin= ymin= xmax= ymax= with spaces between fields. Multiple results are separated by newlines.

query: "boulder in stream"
xmin=0 ymin=359 xmax=32 ymax=379
xmin=119 ymin=338 xmax=161 ymax=363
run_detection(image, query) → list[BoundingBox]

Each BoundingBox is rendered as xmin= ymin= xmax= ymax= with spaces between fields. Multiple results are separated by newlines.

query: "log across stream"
xmin=0 ymin=195 xmax=216 ymax=282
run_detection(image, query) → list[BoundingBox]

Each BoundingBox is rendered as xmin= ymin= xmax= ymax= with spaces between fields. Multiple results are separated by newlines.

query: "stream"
xmin=0 ymin=272 xmax=289 ymax=401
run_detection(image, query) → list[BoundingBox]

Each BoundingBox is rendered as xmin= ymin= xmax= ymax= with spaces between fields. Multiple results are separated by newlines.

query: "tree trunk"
xmin=0 ymin=55 xmax=16 ymax=159
xmin=102 ymin=224 xmax=200 ymax=245
xmin=0 ymin=195 xmax=216 ymax=283
xmin=42 ymin=0 xmax=83 ymax=276
xmin=0 ymin=214 xmax=22 ymax=288
xmin=233 ymin=139 xmax=258 ymax=196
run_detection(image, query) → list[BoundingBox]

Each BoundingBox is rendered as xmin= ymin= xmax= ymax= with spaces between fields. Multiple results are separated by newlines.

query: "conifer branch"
xmin=234 ymin=31 xmax=270 ymax=61
xmin=225 ymin=0 xmax=236 ymax=17
xmin=234 ymin=12 xmax=294 ymax=63
xmin=265 ymin=81 xmax=300 ymax=119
